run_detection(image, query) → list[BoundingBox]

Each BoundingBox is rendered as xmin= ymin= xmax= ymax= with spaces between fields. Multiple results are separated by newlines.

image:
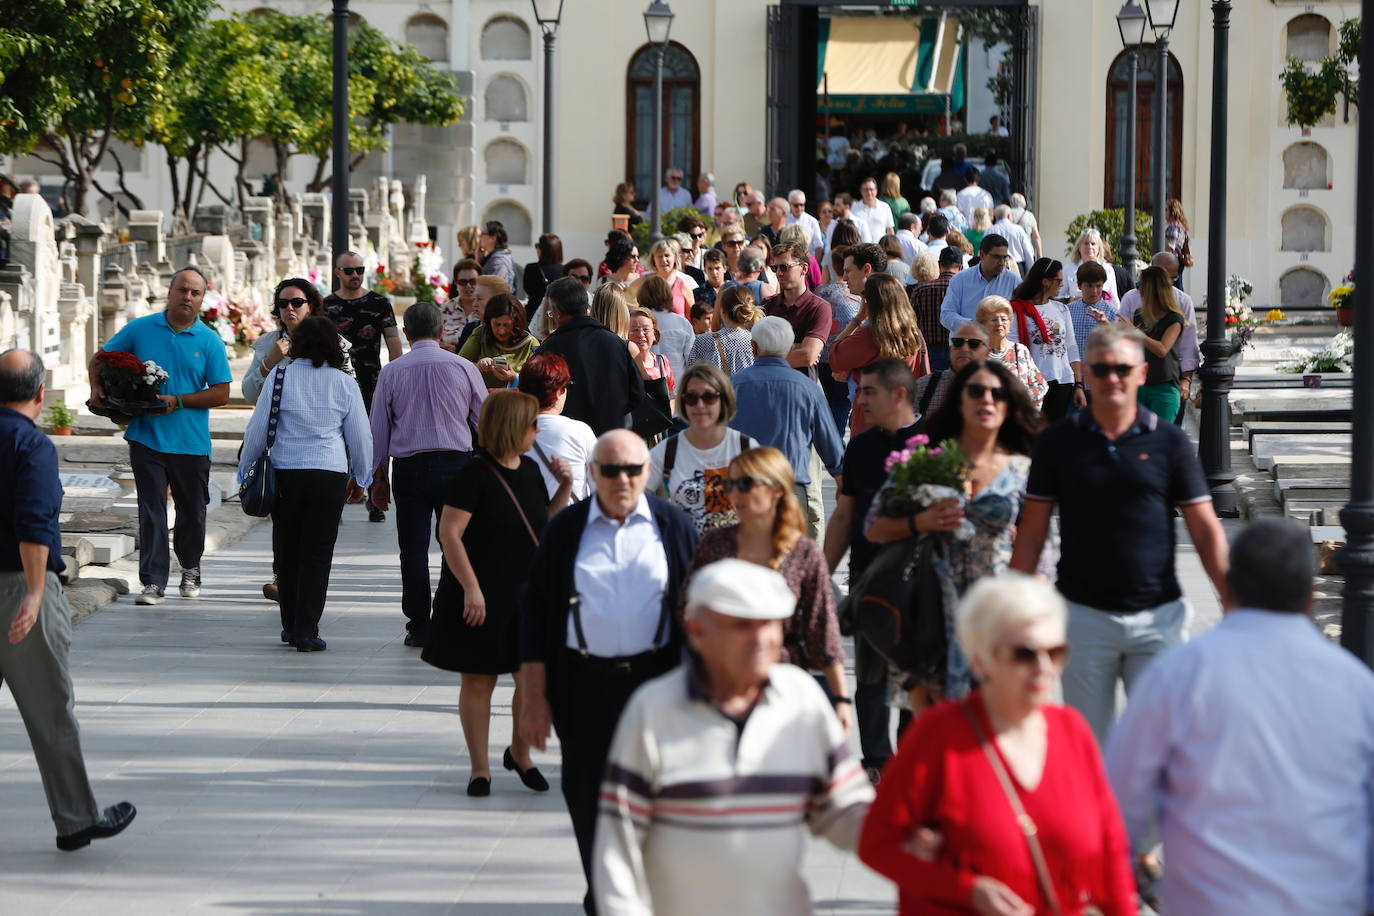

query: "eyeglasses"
xmin=949 ymin=337 xmax=985 ymax=350
xmin=682 ymin=390 xmax=721 ymax=407
xmin=965 ymin=382 xmax=1010 ymax=402
xmin=1089 ymin=362 xmax=1140 ymax=379
xmin=454 ymin=277 xmax=478 ymax=287
xmin=1005 ymin=644 xmax=1070 ymax=668
xmin=722 ymin=475 xmax=766 ymax=493
xmin=771 ymin=262 xmax=801 ymax=273
xmin=596 ymin=462 xmax=645 ymax=478
xmin=724 ymin=239 xmax=745 ymax=247
xmin=339 ymin=266 xmax=365 ymax=276
xmin=276 ymin=297 xmax=309 ymax=310
xmin=689 ymin=231 xmax=706 ymax=240
xmin=570 ymin=273 xmax=592 ymax=284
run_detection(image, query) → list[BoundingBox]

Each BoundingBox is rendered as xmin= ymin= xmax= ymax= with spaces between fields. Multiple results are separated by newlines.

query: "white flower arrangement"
xmin=1278 ymin=330 xmax=1354 ymax=374
xmin=141 ymin=360 xmax=170 ymax=388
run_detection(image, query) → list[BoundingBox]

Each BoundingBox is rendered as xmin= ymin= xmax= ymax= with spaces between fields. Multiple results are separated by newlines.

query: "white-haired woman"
xmin=1061 ymin=227 xmax=1120 ymax=303
xmin=859 ymin=573 xmax=1137 ymax=916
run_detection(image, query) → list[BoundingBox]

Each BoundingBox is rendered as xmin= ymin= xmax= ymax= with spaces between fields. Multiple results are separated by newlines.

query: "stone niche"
xmin=1280 ymin=206 xmax=1329 ymax=252
xmin=1279 ymin=267 xmax=1328 ymax=308
xmin=1282 ymin=142 xmax=1330 ymax=190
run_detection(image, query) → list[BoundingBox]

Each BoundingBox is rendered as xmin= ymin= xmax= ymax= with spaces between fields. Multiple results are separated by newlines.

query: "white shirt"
xmin=991 ymin=218 xmax=1036 ymax=266
xmin=786 ymin=211 xmax=824 ymax=255
xmin=569 ymin=494 xmax=669 ymax=656
xmin=1008 ymin=300 xmax=1080 ymax=383
xmin=850 ymin=198 xmax=895 ymax=239
xmin=895 ymin=229 xmax=926 ymax=263
xmin=1107 ymin=609 xmax=1374 ymax=916
xmin=658 ymin=186 xmax=694 ymax=214
xmin=527 ymin=413 xmax=596 ymax=500
xmin=955 ymin=186 xmax=993 ymax=225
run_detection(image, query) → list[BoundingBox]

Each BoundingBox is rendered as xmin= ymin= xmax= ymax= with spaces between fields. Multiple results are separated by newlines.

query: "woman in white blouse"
xmin=1061 ymin=228 xmax=1120 ymax=304
xmin=237 ymin=315 xmax=373 ymax=653
xmin=1009 ymin=258 xmax=1085 ymax=422
xmin=518 ymin=352 xmax=596 ymax=501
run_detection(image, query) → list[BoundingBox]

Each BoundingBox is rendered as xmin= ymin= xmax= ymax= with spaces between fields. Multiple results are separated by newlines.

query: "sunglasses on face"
xmin=950 ymin=337 xmax=985 ymax=350
xmin=1089 ymin=362 xmax=1140 ymax=379
xmin=721 ymin=475 xmax=766 ymax=493
xmin=682 ymin=390 xmax=721 ymax=407
xmin=570 ymin=273 xmax=592 ymax=284
xmin=1005 ymin=643 xmax=1070 ymax=667
xmin=965 ymin=382 xmax=1010 ymax=402
xmin=597 ymin=462 xmax=645 ymax=478
xmin=339 ymin=266 xmax=365 ymax=276
xmin=276 ymin=297 xmax=309 ymax=310
xmin=689 ymin=232 xmax=706 ymax=240
xmin=455 ymin=277 xmax=478 ymax=287
xmin=724 ymin=239 xmax=745 ymax=247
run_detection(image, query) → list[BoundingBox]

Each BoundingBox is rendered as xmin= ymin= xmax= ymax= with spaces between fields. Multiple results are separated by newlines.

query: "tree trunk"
xmin=272 ymin=141 xmax=290 ymax=206
xmin=306 ymin=154 xmax=329 ymax=193
xmin=165 ymin=149 xmax=183 ymax=215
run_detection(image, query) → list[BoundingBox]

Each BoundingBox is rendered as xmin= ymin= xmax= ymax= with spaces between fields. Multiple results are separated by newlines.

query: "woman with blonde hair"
xmin=829 ymin=272 xmax=930 ymax=435
xmin=685 ymin=446 xmax=851 ymax=731
xmin=880 ymin=172 xmax=910 ymax=220
xmin=424 ymin=389 xmax=573 ymax=796
xmin=455 ymin=225 xmax=481 ymax=261
xmin=1124 ymin=264 xmax=1186 ymax=420
xmin=912 ymin=250 xmax=940 ymax=284
xmin=965 ymin=207 xmax=993 ymax=252
xmin=1062 ymin=227 xmax=1120 ymax=302
xmin=946 ymin=228 xmax=975 ymax=258
xmin=977 ymin=295 xmax=1048 ymax=407
xmin=687 ymin=284 xmax=759 ymax=375
xmin=591 ymin=283 xmax=633 ymax=345
xmin=629 ymin=237 xmax=696 ymax=317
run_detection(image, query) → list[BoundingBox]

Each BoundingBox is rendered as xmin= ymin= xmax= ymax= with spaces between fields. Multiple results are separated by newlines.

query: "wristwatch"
xmin=833 ymin=696 xmax=853 ymax=705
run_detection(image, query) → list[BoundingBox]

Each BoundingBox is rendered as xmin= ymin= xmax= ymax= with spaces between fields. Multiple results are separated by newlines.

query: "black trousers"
xmin=392 ymin=450 xmax=472 ymax=637
xmin=553 ymin=649 xmax=676 ymax=915
xmin=1041 ymin=380 xmax=1076 ymax=423
xmin=272 ymin=470 xmax=347 ymax=639
xmin=129 ymin=440 xmax=210 ymax=588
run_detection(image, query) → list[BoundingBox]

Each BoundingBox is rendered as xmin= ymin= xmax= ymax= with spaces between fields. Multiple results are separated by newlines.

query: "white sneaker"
xmin=136 ymin=585 xmax=165 ymax=606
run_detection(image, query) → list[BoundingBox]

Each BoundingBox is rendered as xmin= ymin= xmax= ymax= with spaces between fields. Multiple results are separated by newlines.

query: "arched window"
xmin=1280 ymin=205 xmax=1330 ymax=252
xmin=1104 ymin=50 xmax=1183 ymax=210
xmin=1279 ymin=267 xmax=1328 ymax=308
xmin=485 ymin=76 xmax=528 ymax=123
xmin=485 ymin=139 xmax=529 ymax=185
xmin=481 ymin=16 xmax=531 ymax=61
xmin=1285 ymin=14 xmax=1333 ymax=62
xmin=484 ymin=201 xmax=532 ymax=247
xmin=405 ymin=13 xmax=448 ymax=62
xmin=1282 ymin=142 xmax=1331 ymax=190
xmin=626 ymin=42 xmax=700 ymax=209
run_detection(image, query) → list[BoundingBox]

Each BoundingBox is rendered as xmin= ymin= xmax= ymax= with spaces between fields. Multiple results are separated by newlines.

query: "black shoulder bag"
xmin=239 ymin=364 xmax=285 ymax=517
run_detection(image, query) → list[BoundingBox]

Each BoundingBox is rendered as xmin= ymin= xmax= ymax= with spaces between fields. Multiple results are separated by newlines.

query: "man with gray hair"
xmin=990 ymin=204 xmax=1036 ymax=276
xmin=367 ymin=303 xmax=486 ymax=647
xmin=785 ymin=189 xmax=824 ymax=259
xmin=692 ymin=171 xmax=717 ymax=217
xmin=730 ymin=317 xmax=843 ymax=540
xmin=743 ymin=189 xmax=768 ymax=237
xmin=1107 ymin=517 xmax=1374 ymax=916
xmin=1008 ymin=192 xmax=1043 ymax=259
xmin=2 ymin=349 xmax=137 ymax=851
xmin=1117 ymin=251 xmax=1200 ymax=423
xmin=1011 ymin=322 xmax=1229 ymax=744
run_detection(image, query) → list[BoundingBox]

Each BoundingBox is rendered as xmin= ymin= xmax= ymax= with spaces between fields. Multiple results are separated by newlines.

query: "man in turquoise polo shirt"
xmin=89 ymin=267 xmax=232 ymax=605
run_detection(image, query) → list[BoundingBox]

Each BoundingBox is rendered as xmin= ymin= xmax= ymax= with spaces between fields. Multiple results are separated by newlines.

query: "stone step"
xmin=80 ymin=533 xmax=136 ymax=564
xmin=72 ymin=411 xmax=251 ymax=440
xmin=1284 ymin=498 xmax=1348 ymax=519
xmin=53 ymin=436 xmax=244 ymax=469
xmin=1311 ymin=525 xmax=1346 ymax=543
xmin=1275 ymin=480 xmax=1350 ymax=505
xmin=1250 ymin=433 xmax=1352 ymax=471
xmin=1244 ymin=421 xmax=1351 ymax=449
xmin=1270 ymin=456 xmax=1355 ymax=479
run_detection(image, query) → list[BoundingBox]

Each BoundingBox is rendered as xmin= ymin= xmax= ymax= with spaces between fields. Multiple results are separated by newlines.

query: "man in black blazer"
xmin=534 ymin=276 xmax=644 ymax=435
xmin=519 ymin=429 xmax=699 ymax=915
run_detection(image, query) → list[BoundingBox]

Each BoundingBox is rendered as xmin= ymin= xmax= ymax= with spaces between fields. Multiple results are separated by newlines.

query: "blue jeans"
xmin=391 ymin=450 xmax=473 ymax=637
xmin=818 ymin=361 xmax=852 ymax=438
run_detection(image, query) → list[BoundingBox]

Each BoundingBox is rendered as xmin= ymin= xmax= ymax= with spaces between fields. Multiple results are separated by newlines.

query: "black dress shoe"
xmin=294 ymin=636 xmax=327 ymax=652
xmin=368 ymin=506 xmax=386 ymax=523
xmin=503 ymin=747 xmax=550 ymax=792
xmin=466 ymin=776 xmax=491 ymax=797
xmin=403 ymin=632 xmax=425 ymax=647
xmin=57 ymin=801 xmax=136 ymax=851
xmin=280 ymin=630 xmax=291 ymax=644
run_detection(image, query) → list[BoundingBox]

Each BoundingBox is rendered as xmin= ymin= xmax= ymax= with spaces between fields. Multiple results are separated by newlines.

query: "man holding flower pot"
xmin=88 ymin=267 xmax=232 ymax=606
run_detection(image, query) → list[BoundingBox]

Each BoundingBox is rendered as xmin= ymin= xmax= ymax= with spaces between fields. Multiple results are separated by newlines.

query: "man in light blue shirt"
xmin=938 ymin=234 xmax=1018 ymax=332
xmin=90 ymin=267 xmax=231 ymax=606
xmin=730 ymin=317 xmax=843 ymax=540
xmin=1106 ymin=518 xmax=1374 ymax=916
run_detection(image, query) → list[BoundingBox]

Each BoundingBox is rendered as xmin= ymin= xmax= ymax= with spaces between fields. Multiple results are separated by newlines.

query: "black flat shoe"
xmin=57 ymin=801 xmax=136 ymax=851
xmin=504 ymin=747 xmax=550 ymax=792
xmin=294 ymin=636 xmax=327 ymax=652
xmin=466 ymin=776 xmax=491 ymax=797
xmin=280 ymin=630 xmax=291 ymax=644
xmin=403 ymin=632 xmax=425 ymax=647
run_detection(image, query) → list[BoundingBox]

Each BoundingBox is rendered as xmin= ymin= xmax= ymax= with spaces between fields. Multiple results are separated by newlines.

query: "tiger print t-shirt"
xmin=646 ymin=428 xmax=754 ymax=533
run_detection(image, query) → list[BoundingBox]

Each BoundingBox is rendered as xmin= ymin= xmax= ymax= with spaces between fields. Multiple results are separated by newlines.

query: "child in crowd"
xmin=1067 ymin=260 xmax=1118 ymax=403
xmin=690 ymin=301 xmax=713 ymax=334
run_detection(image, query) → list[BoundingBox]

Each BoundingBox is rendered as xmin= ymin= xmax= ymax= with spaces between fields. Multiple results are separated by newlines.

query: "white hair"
xmin=939 ymin=189 xmax=957 ymax=206
xmin=919 ymin=197 xmax=937 ymax=214
xmin=787 ymin=189 xmax=806 ymax=204
xmin=1010 ymin=193 xmax=1027 ymax=209
xmin=699 ymin=172 xmax=715 ymax=185
xmin=750 ymin=316 xmax=794 ymax=358
xmin=956 ymin=572 xmax=1066 ymax=668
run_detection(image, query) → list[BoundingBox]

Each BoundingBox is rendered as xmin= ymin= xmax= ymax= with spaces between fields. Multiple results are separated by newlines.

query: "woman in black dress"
xmin=423 ymin=390 xmax=573 ymax=796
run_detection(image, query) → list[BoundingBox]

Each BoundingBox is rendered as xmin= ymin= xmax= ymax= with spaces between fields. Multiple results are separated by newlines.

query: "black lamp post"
xmin=1197 ymin=0 xmax=1239 ymax=516
xmin=1145 ymin=0 xmax=1178 ymax=255
xmin=643 ymin=0 xmax=674 ymax=244
xmin=532 ymin=0 xmax=564 ymax=234
xmin=1340 ymin=0 xmax=1374 ymax=665
xmin=1116 ymin=1 xmax=1148 ymax=283
xmin=330 ymin=0 xmax=350 ymax=285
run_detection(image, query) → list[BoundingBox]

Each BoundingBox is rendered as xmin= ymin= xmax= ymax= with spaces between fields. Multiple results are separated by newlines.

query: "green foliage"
xmin=1063 ymin=209 xmax=1154 ymax=262
xmin=631 ymin=206 xmax=708 ymax=249
xmin=45 ymin=403 xmax=75 ymax=429
xmin=1281 ymin=17 xmax=1361 ymax=127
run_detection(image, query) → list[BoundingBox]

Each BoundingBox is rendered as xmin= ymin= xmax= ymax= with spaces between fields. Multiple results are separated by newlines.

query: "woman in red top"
xmin=829 ymin=272 xmax=929 ymax=435
xmin=859 ymin=572 xmax=1136 ymax=916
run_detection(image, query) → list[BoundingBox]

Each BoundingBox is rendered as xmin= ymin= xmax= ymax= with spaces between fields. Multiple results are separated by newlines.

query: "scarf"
xmin=1010 ymin=298 xmax=1052 ymax=349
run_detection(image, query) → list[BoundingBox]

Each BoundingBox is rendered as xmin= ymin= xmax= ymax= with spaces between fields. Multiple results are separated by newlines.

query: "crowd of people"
xmin=0 ymin=163 xmax=1368 ymax=916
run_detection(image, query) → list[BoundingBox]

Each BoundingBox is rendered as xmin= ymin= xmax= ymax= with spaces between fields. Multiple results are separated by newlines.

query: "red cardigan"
xmin=859 ymin=692 xmax=1136 ymax=915
xmin=828 ymin=326 xmax=929 ymax=436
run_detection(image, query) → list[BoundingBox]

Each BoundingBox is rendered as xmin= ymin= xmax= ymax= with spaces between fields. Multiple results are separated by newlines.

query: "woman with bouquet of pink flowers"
xmin=864 ymin=360 xmax=1046 ymax=707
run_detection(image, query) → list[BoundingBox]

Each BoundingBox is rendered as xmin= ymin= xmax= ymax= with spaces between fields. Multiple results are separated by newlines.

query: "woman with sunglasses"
xmin=1123 ymin=265 xmax=1187 ymax=421
xmin=425 ymin=390 xmax=573 ymax=797
xmin=646 ymin=364 xmax=754 ymax=532
xmin=865 ymin=360 xmax=1047 ymax=707
xmin=976 ymin=295 xmax=1048 ymax=410
xmin=859 ymin=573 xmax=1136 ymax=916
xmin=1009 ymin=257 xmax=1085 ymax=422
xmin=685 ymin=446 xmax=851 ymax=732
xmin=830 ymin=273 xmax=930 ymax=436
xmin=458 ymin=293 xmax=538 ymax=390
xmin=243 ymin=278 xmax=355 ymax=404
xmin=600 ymin=239 xmax=641 ymax=291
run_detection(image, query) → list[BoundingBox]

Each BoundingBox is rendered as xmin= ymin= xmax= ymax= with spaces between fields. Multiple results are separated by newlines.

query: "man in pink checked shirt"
xmin=368 ymin=302 xmax=486 ymax=648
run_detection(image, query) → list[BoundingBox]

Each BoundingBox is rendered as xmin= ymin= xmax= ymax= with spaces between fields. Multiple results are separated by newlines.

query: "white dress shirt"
xmin=1117 ymin=287 xmax=1202 ymax=373
xmin=955 ymin=186 xmax=993 ymax=225
xmin=895 ymin=229 xmax=926 ymax=263
xmin=569 ymin=494 xmax=669 ymax=656
xmin=849 ymin=199 xmax=895 ymax=239
xmin=1107 ymin=609 xmax=1374 ymax=916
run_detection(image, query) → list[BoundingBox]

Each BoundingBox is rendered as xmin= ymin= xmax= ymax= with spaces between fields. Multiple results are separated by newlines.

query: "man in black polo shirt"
xmin=824 ymin=358 xmax=920 ymax=781
xmin=1010 ymin=323 xmax=1229 ymax=744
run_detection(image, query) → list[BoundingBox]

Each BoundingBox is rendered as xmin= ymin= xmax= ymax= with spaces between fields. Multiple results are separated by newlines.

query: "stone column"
xmin=9 ymin=194 xmax=61 ymax=370
xmin=127 ymin=210 xmax=166 ymax=266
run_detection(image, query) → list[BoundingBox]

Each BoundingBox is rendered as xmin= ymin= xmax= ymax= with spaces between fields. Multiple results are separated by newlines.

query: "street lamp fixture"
xmin=1116 ymin=1 xmax=1147 ymax=282
xmin=531 ymin=0 xmax=564 ymax=233
xmin=1117 ymin=1 xmax=1149 ymax=49
xmin=1144 ymin=0 xmax=1181 ymax=34
xmin=1145 ymin=0 xmax=1176 ymax=255
xmin=643 ymin=0 xmax=675 ymax=243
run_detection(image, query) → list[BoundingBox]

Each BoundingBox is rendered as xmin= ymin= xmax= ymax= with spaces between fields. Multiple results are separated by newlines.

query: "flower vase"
xmin=1337 ymin=307 xmax=1355 ymax=327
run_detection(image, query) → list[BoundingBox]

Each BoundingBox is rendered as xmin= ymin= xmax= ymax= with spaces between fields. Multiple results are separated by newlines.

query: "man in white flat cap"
xmin=593 ymin=559 xmax=874 ymax=916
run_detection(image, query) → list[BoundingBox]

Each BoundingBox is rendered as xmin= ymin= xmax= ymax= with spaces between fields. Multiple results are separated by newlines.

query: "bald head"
xmin=0 ymin=348 xmax=45 ymax=414
xmin=1151 ymin=251 xmax=1179 ymax=279
xmin=593 ymin=429 xmax=649 ymax=464
xmin=591 ymin=430 xmax=651 ymax=521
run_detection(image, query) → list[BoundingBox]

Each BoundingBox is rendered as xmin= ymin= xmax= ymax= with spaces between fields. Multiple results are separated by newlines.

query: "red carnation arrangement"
xmin=88 ymin=351 xmax=170 ymax=426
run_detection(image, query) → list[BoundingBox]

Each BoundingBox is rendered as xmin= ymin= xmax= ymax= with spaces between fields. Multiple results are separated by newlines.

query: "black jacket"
xmin=519 ymin=495 xmax=700 ymax=716
xmin=535 ymin=315 xmax=644 ymax=435
xmin=523 ymin=261 xmax=563 ymax=308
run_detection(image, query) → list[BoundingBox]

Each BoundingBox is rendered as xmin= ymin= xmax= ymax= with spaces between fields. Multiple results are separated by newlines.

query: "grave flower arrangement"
xmin=1278 ymin=330 xmax=1354 ymax=374
xmin=1329 ymin=269 xmax=1356 ymax=310
xmin=879 ymin=434 xmax=975 ymax=539
xmin=87 ymin=350 xmax=170 ymax=425
xmin=201 ymin=290 xmax=269 ymax=349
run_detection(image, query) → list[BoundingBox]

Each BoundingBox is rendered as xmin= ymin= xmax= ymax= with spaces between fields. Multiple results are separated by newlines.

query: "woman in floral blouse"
xmin=975 ymin=296 xmax=1047 ymax=409
xmin=683 ymin=446 xmax=851 ymax=732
